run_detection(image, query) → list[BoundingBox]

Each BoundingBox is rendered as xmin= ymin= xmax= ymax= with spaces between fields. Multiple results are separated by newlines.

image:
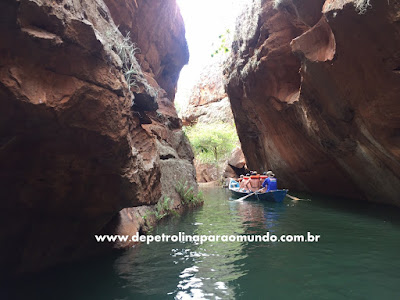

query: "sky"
xmin=175 ymin=0 xmax=249 ymax=109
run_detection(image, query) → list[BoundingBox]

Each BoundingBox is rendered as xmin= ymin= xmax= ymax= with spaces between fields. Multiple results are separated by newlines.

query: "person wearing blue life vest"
xmin=261 ymin=171 xmax=277 ymax=192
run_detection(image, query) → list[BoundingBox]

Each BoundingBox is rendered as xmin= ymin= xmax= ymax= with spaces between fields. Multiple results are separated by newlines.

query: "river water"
xmin=6 ymin=187 xmax=400 ymax=299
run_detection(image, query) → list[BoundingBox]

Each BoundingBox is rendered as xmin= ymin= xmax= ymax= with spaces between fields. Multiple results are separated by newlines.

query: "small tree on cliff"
xmin=211 ymin=29 xmax=231 ymax=58
xmin=185 ymin=123 xmax=239 ymax=176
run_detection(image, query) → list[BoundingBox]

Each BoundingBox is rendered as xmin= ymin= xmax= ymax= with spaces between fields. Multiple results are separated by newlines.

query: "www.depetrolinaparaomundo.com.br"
xmin=95 ymin=232 xmax=321 ymax=245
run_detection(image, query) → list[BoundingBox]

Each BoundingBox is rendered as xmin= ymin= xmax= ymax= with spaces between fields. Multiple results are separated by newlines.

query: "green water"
xmin=5 ymin=187 xmax=400 ymax=299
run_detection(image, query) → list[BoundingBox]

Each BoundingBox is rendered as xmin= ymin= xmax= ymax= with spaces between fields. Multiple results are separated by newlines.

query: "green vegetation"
xmin=115 ymin=31 xmax=141 ymax=90
xmin=154 ymin=196 xmax=179 ymax=220
xmin=142 ymin=196 xmax=178 ymax=222
xmin=184 ymin=122 xmax=239 ymax=164
xmin=211 ymin=29 xmax=231 ymax=58
xmin=175 ymin=181 xmax=204 ymax=205
xmin=106 ymin=29 xmax=158 ymax=104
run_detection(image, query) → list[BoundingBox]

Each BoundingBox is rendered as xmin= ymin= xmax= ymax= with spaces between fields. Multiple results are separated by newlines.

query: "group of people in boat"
xmin=236 ymin=171 xmax=277 ymax=193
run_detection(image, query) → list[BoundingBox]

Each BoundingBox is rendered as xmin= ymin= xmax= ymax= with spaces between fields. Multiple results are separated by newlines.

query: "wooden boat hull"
xmin=229 ymin=179 xmax=288 ymax=202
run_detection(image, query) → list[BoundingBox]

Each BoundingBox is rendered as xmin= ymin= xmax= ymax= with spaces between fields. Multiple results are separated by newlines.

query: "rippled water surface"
xmin=6 ymin=187 xmax=400 ymax=299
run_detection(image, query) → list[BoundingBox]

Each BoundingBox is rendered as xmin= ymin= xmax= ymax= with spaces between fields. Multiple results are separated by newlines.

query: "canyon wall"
xmin=181 ymin=58 xmax=234 ymax=126
xmin=180 ymin=58 xmax=248 ymax=182
xmin=225 ymin=0 xmax=400 ymax=205
xmin=181 ymin=58 xmax=239 ymax=183
xmin=0 ymin=0 xmax=195 ymax=276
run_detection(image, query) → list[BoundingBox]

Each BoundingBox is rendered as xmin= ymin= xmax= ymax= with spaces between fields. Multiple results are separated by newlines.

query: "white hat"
xmin=266 ymin=171 xmax=275 ymax=177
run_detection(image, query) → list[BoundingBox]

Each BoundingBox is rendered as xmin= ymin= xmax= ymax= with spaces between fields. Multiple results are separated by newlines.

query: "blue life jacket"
xmin=262 ymin=177 xmax=277 ymax=191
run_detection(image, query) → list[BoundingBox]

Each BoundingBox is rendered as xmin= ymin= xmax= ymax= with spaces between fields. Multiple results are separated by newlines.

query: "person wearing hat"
xmin=260 ymin=171 xmax=278 ymax=192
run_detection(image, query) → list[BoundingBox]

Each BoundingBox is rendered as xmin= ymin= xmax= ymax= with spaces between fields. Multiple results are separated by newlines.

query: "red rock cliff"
xmin=181 ymin=58 xmax=234 ymax=126
xmin=225 ymin=0 xmax=400 ymax=205
xmin=0 ymin=0 xmax=194 ymax=276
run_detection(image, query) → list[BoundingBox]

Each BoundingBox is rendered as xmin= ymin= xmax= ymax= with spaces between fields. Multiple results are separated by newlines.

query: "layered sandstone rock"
xmin=225 ymin=0 xmax=400 ymax=205
xmin=195 ymin=147 xmax=248 ymax=184
xmin=181 ymin=58 xmax=234 ymax=126
xmin=0 ymin=0 xmax=195 ymax=275
xmin=195 ymin=160 xmax=218 ymax=183
xmin=180 ymin=56 xmax=244 ymax=183
xmin=228 ymin=146 xmax=247 ymax=170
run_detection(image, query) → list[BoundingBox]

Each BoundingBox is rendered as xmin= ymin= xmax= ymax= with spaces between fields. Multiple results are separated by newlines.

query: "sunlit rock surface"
xmin=225 ymin=0 xmax=400 ymax=205
xmin=0 ymin=0 xmax=195 ymax=275
xmin=181 ymin=58 xmax=234 ymax=126
xmin=180 ymin=57 xmax=248 ymax=182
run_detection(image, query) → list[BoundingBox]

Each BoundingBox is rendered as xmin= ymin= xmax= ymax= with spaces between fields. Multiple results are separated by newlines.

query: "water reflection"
xmin=7 ymin=187 xmax=400 ymax=300
xmin=229 ymin=200 xmax=266 ymax=231
xmin=113 ymin=189 xmax=295 ymax=299
xmin=102 ymin=188 xmax=400 ymax=299
xmin=111 ymin=188 xmax=256 ymax=299
xmin=230 ymin=198 xmax=287 ymax=233
xmin=263 ymin=204 xmax=287 ymax=232
xmin=172 ymin=189 xmax=248 ymax=299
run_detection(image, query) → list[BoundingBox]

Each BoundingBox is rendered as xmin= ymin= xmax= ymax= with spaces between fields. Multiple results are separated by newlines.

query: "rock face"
xmin=104 ymin=0 xmax=188 ymax=101
xmin=225 ymin=0 xmax=400 ymax=205
xmin=181 ymin=57 xmax=244 ymax=183
xmin=0 ymin=0 xmax=195 ymax=276
xmin=195 ymin=147 xmax=248 ymax=183
xmin=228 ymin=146 xmax=247 ymax=170
xmin=195 ymin=160 xmax=218 ymax=183
xmin=181 ymin=59 xmax=234 ymax=126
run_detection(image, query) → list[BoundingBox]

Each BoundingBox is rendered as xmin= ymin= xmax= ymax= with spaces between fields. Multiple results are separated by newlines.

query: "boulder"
xmin=228 ymin=146 xmax=247 ymax=169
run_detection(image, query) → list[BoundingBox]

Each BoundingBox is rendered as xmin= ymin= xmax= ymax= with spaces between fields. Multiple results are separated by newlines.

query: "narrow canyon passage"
xmin=179 ymin=0 xmax=400 ymax=207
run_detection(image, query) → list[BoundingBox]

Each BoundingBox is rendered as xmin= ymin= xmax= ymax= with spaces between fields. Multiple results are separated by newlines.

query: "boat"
xmin=228 ymin=178 xmax=288 ymax=202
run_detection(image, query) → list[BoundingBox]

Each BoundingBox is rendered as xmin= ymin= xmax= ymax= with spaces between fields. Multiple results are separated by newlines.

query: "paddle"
xmin=286 ymin=194 xmax=311 ymax=201
xmin=233 ymin=191 xmax=256 ymax=201
xmin=233 ymin=187 xmax=265 ymax=201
